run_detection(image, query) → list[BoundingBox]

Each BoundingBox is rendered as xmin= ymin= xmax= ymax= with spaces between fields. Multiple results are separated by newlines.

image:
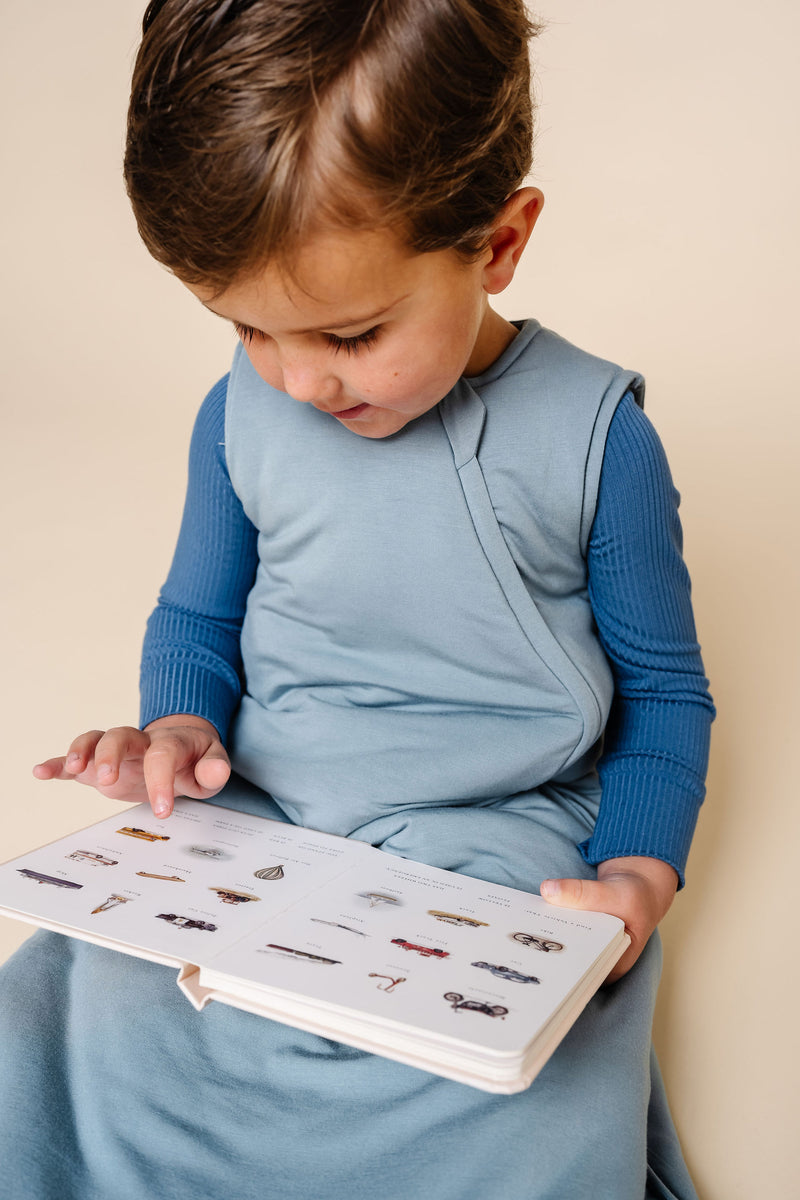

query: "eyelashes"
xmin=233 ymin=322 xmax=380 ymax=355
xmin=233 ymin=321 xmax=261 ymax=345
xmin=325 ymin=326 xmax=380 ymax=356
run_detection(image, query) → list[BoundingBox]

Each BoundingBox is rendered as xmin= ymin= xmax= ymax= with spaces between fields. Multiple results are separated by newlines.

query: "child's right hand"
xmin=32 ymin=716 xmax=231 ymax=820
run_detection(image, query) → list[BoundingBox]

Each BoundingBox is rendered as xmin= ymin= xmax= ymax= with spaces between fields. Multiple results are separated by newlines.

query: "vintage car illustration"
xmin=471 ymin=961 xmax=540 ymax=984
xmin=428 ymin=910 xmax=488 ymax=928
xmin=209 ymin=887 xmax=261 ymax=905
xmin=265 ymin=944 xmax=340 ymax=964
xmin=67 ymin=850 xmax=118 ymax=866
xmin=92 ymin=894 xmax=130 ymax=914
xmin=311 ymin=919 xmax=366 ymax=936
xmin=443 ymin=992 xmax=508 ymax=1018
xmin=16 ymin=869 xmax=82 ymax=890
xmin=512 ymin=932 xmax=565 ymax=952
xmin=359 ymin=891 xmax=400 ymax=907
xmin=136 ymin=872 xmax=185 ymax=882
xmin=391 ymin=938 xmax=449 ymax=958
xmin=117 ymin=827 xmax=170 ymax=843
xmin=156 ymin=913 xmax=217 ymax=931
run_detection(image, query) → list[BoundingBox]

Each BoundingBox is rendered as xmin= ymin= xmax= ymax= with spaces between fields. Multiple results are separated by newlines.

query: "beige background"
xmin=2 ymin=2 xmax=798 ymax=1196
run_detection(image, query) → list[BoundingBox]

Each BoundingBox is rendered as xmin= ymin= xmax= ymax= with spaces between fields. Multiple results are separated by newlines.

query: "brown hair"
xmin=125 ymin=0 xmax=541 ymax=288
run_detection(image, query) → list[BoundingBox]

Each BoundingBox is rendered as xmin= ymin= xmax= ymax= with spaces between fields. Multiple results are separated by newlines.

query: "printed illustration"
xmin=265 ymin=944 xmax=340 ymax=964
xmin=117 ymin=827 xmax=170 ymax=843
xmin=471 ymin=962 xmax=540 ymax=984
xmin=512 ymin=932 xmax=565 ymax=952
xmin=443 ymin=993 xmax=508 ymax=1018
xmin=391 ymin=939 xmax=449 ymax=958
xmin=67 ymin=850 xmax=118 ymax=866
xmin=311 ymin=919 xmax=366 ymax=936
xmin=156 ymin=913 xmax=217 ymax=931
xmin=92 ymin=894 xmax=130 ymax=914
xmin=359 ymin=891 xmax=400 ymax=907
xmin=254 ymin=865 xmax=284 ymax=881
xmin=16 ymin=870 xmax=83 ymax=890
xmin=428 ymin=910 xmax=488 ymax=928
xmin=136 ymin=872 xmax=185 ymax=882
xmin=368 ymin=974 xmax=406 ymax=992
xmin=209 ymin=887 xmax=262 ymax=905
xmin=186 ymin=845 xmax=230 ymax=860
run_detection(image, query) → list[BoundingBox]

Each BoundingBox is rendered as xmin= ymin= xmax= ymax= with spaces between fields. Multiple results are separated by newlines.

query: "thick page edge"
xmin=172 ymin=978 xmax=532 ymax=1093
xmin=0 ymin=903 xmax=192 ymax=974
xmin=176 ymin=929 xmax=631 ymax=1093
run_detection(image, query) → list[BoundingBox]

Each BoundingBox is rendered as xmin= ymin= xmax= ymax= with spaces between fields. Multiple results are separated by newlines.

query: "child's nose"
xmin=281 ymin=356 xmax=340 ymax=406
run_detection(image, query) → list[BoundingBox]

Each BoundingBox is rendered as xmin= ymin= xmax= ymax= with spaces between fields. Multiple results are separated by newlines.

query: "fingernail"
xmin=153 ymin=797 xmax=171 ymax=818
xmin=540 ymin=880 xmax=558 ymax=899
xmin=96 ymin=763 xmax=112 ymax=781
xmin=66 ymin=753 xmax=80 ymax=767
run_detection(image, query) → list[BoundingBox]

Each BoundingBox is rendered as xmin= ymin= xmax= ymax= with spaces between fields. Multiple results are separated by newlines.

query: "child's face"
xmin=188 ymin=227 xmax=515 ymax=439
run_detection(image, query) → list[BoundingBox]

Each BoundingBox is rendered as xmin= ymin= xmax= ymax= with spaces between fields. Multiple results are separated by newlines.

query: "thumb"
xmin=540 ymin=876 xmax=607 ymax=910
xmin=194 ymin=742 xmax=231 ymax=792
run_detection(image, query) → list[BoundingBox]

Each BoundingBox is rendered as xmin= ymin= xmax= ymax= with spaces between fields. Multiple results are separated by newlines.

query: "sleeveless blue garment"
xmin=0 ymin=321 xmax=702 ymax=1198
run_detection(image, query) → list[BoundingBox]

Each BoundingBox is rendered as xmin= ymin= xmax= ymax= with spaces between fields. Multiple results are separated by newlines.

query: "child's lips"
xmin=331 ymin=403 xmax=370 ymax=420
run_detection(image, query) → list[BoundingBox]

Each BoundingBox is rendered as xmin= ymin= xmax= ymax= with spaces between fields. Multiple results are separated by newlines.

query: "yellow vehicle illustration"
xmin=428 ymin=910 xmax=489 ymax=928
xmin=92 ymin=894 xmax=130 ymax=914
xmin=136 ymin=872 xmax=185 ymax=882
xmin=117 ymin=827 xmax=170 ymax=843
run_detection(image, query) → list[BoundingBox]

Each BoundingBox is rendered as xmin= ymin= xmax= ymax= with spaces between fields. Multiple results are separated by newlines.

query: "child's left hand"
xmin=539 ymin=856 xmax=679 ymax=983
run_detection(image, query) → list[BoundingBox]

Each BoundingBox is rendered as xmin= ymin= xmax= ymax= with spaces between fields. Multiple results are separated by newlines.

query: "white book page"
xmin=0 ymin=799 xmax=369 ymax=966
xmin=202 ymin=849 xmax=626 ymax=1057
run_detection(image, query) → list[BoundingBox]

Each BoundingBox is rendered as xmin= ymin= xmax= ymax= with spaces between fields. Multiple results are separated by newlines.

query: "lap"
xmin=0 ymin=778 xmax=696 ymax=1200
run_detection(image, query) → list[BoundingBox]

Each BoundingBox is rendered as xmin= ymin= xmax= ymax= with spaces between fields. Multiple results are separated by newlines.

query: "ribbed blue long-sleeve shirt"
xmin=140 ymin=379 xmax=714 ymax=884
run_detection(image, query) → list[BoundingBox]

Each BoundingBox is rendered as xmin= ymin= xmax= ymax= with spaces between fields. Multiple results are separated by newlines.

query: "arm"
xmin=34 ymin=375 xmax=260 ymax=817
xmin=541 ymin=393 xmax=715 ymax=979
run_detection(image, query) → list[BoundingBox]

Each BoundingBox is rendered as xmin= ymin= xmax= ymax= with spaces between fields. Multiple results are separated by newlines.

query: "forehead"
xmin=192 ymin=227 xmax=469 ymax=329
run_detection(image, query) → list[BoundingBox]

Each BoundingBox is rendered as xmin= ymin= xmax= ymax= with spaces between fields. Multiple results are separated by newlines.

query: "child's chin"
xmin=338 ymin=411 xmax=410 ymax=438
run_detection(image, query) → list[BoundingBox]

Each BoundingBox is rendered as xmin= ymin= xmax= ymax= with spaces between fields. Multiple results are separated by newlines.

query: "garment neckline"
xmin=465 ymin=319 xmax=540 ymax=388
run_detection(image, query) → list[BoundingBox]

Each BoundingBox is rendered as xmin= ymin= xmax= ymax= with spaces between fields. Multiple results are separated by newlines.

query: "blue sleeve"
xmin=580 ymin=392 xmax=715 ymax=884
xmin=139 ymin=375 xmax=258 ymax=740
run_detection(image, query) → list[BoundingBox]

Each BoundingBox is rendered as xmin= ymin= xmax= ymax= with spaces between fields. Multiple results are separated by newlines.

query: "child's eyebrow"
xmin=200 ymin=297 xmax=408 ymax=335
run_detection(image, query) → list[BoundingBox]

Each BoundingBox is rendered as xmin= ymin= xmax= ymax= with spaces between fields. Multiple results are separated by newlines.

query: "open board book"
xmin=0 ymin=797 xmax=628 ymax=1094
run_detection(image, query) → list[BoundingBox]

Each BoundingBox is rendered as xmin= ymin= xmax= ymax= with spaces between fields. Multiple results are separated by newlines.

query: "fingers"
xmin=33 ymin=729 xmax=146 ymax=785
xmin=34 ymin=722 xmax=231 ymax=821
xmin=90 ymin=728 xmax=150 ymax=787
xmin=141 ymin=728 xmax=231 ymax=819
xmin=33 ymin=730 xmax=104 ymax=780
xmin=194 ymin=745 xmax=231 ymax=792
xmin=32 ymin=756 xmax=71 ymax=781
xmin=540 ymin=876 xmax=644 ymax=983
xmin=539 ymin=876 xmax=596 ymax=908
xmin=142 ymin=735 xmax=184 ymax=819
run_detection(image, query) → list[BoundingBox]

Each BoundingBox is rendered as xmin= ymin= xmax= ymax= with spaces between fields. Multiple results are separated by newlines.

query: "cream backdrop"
xmin=2 ymin=3 xmax=797 ymax=1196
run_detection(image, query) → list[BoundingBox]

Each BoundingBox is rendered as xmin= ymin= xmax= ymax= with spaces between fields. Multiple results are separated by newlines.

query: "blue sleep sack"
xmin=0 ymin=321 xmax=698 ymax=1199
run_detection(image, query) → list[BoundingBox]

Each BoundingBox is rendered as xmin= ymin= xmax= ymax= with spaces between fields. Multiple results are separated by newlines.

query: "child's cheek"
xmin=244 ymin=344 xmax=284 ymax=393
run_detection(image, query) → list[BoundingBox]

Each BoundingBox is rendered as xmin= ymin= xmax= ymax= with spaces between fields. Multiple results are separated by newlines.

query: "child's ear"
xmin=481 ymin=187 xmax=544 ymax=294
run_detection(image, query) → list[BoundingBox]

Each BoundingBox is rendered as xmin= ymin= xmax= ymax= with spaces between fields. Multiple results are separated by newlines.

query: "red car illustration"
xmin=391 ymin=938 xmax=449 ymax=958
